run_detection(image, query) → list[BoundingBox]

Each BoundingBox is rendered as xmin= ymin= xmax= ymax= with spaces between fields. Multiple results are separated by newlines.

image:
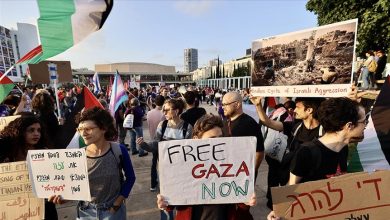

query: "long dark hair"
xmin=0 ymin=114 xmax=49 ymax=162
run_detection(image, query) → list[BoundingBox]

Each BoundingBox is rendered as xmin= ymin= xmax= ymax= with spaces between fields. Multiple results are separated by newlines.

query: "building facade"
xmin=0 ymin=23 xmax=39 ymax=82
xmin=184 ymin=48 xmax=198 ymax=73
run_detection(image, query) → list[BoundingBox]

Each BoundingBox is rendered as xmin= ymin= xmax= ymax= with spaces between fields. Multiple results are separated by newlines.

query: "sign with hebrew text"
xmin=159 ymin=137 xmax=256 ymax=205
xmin=27 ymin=148 xmax=91 ymax=201
xmin=272 ymin=171 xmax=390 ymax=220
xmin=0 ymin=161 xmax=44 ymax=220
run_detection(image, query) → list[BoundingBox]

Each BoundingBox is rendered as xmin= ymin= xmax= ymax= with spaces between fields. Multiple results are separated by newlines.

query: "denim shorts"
xmin=77 ymin=200 xmax=126 ymax=220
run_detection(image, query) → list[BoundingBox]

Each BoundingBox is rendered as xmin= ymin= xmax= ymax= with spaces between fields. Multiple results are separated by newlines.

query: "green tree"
xmin=306 ymin=0 xmax=390 ymax=56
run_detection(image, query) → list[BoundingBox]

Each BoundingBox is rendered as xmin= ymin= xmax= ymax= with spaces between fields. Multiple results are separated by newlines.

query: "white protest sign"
xmin=27 ymin=148 xmax=91 ymax=201
xmin=159 ymin=137 xmax=256 ymax=205
xmin=0 ymin=161 xmax=44 ymax=220
xmin=123 ymin=113 xmax=134 ymax=129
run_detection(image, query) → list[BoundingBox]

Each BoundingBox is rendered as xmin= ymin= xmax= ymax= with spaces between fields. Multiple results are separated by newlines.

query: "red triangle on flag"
xmin=84 ymin=86 xmax=104 ymax=109
xmin=0 ymin=71 xmax=13 ymax=84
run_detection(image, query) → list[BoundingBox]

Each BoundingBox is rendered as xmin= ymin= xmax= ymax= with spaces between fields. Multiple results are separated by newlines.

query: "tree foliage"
xmin=306 ymin=0 xmax=390 ymax=56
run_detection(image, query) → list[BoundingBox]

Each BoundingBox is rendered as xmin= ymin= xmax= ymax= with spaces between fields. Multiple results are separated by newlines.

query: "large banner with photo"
xmin=159 ymin=137 xmax=256 ymax=205
xmin=251 ymin=19 xmax=358 ymax=97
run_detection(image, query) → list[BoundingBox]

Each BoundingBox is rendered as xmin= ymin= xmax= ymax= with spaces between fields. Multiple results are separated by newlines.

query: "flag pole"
xmin=48 ymin=63 xmax=62 ymax=120
xmin=0 ymin=65 xmax=15 ymax=81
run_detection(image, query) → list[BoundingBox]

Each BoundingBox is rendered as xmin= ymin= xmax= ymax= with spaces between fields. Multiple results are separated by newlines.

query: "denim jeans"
xmin=129 ymin=126 xmax=145 ymax=154
xmin=117 ymin=123 xmax=126 ymax=145
xmin=77 ymin=202 xmax=126 ymax=220
xmin=151 ymin=152 xmax=158 ymax=188
xmin=361 ymin=67 xmax=375 ymax=89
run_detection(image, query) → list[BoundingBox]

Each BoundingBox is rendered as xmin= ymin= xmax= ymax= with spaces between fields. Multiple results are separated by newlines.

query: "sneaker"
xmin=150 ymin=187 xmax=157 ymax=192
xmin=132 ymin=150 xmax=139 ymax=155
xmin=139 ymin=152 xmax=148 ymax=157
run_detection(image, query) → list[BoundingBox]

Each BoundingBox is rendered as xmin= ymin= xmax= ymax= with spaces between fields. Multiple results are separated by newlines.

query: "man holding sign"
xmin=157 ymin=115 xmax=256 ymax=219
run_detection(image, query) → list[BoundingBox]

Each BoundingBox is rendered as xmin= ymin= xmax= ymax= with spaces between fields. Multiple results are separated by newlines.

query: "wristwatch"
xmin=111 ymin=205 xmax=121 ymax=212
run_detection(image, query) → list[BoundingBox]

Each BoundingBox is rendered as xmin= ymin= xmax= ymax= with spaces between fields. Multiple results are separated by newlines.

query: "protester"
xmin=361 ymin=50 xmax=376 ymax=90
xmin=375 ymin=50 xmax=387 ymax=81
xmin=267 ymin=97 xmax=366 ymax=220
xmin=221 ymin=91 xmax=264 ymax=219
xmin=137 ymin=98 xmax=192 ymax=220
xmin=146 ymin=95 xmax=166 ymax=192
xmin=180 ymin=90 xmax=206 ymax=127
xmin=125 ymin=97 xmax=148 ymax=157
xmin=156 ymin=114 xmax=256 ymax=220
xmin=31 ymin=90 xmax=61 ymax=147
xmin=49 ymin=107 xmax=136 ymax=220
xmin=250 ymin=96 xmax=324 ymax=208
xmin=0 ymin=114 xmax=58 ymax=219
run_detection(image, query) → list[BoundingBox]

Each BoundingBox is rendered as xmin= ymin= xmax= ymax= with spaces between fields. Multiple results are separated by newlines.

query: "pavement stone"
xmin=57 ymin=103 xmax=271 ymax=219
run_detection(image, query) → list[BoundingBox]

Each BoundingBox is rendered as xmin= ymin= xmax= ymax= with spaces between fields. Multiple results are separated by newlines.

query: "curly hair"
xmin=31 ymin=92 xmax=55 ymax=115
xmin=78 ymin=107 xmax=117 ymax=141
xmin=164 ymin=98 xmax=186 ymax=114
xmin=317 ymin=97 xmax=361 ymax=132
xmin=0 ymin=114 xmax=49 ymax=161
xmin=193 ymin=114 xmax=224 ymax=138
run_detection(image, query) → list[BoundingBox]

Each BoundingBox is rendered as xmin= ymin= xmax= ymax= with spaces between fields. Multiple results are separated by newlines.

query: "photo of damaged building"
xmin=251 ymin=21 xmax=356 ymax=86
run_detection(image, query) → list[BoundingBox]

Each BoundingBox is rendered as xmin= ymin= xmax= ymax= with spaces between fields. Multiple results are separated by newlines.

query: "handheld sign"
xmin=0 ymin=161 xmax=44 ymax=220
xmin=123 ymin=113 xmax=134 ymax=129
xmin=159 ymin=137 xmax=256 ymax=205
xmin=27 ymin=148 xmax=91 ymax=201
xmin=271 ymin=171 xmax=390 ymax=220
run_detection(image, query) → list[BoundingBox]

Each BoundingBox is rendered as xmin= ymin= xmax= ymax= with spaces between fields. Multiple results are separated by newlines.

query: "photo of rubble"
xmin=252 ymin=20 xmax=357 ymax=87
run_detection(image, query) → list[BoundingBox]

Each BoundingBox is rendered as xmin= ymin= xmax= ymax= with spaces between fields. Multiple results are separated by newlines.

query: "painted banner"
xmin=0 ymin=115 xmax=20 ymax=131
xmin=0 ymin=161 xmax=44 ymax=220
xmin=271 ymin=171 xmax=390 ymax=220
xmin=251 ymin=19 xmax=358 ymax=97
xmin=27 ymin=148 xmax=91 ymax=201
xmin=159 ymin=137 xmax=256 ymax=205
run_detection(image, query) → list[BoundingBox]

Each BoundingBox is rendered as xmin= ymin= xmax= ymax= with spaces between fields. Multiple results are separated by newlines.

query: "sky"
xmin=0 ymin=0 xmax=318 ymax=72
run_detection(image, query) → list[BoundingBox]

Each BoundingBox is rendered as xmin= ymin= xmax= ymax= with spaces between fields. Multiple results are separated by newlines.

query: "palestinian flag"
xmin=0 ymin=71 xmax=15 ymax=104
xmin=54 ymin=86 xmax=103 ymax=149
xmin=19 ymin=0 xmax=113 ymax=64
xmin=348 ymin=76 xmax=390 ymax=172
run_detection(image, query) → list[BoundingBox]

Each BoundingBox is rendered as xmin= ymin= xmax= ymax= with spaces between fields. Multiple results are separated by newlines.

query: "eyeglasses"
xmin=221 ymin=100 xmax=238 ymax=107
xmin=76 ymin=126 xmax=98 ymax=134
xmin=357 ymin=118 xmax=369 ymax=126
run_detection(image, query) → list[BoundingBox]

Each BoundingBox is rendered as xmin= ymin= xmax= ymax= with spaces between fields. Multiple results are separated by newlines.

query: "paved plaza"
xmin=57 ymin=103 xmax=270 ymax=220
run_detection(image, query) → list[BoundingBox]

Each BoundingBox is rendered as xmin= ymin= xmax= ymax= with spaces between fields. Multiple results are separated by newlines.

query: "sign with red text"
xmin=27 ymin=149 xmax=91 ymax=201
xmin=159 ymin=137 xmax=256 ymax=205
xmin=0 ymin=161 xmax=44 ymax=220
xmin=251 ymin=19 xmax=358 ymax=97
xmin=272 ymin=171 xmax=390 ymax=220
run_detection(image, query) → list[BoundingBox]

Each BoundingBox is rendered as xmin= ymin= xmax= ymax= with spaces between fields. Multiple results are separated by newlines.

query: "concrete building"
xmin=0 ymin=23 xmax=39 ymax=82
xmin=184 ymin=48 xmax=198 ymax=73
xmin=73 ymin=62 xmax=193 ymax=87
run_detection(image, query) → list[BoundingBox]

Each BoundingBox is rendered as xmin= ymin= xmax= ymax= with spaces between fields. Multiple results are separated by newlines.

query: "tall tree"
xmin=306 ymin=0 xmax=389 ymax=56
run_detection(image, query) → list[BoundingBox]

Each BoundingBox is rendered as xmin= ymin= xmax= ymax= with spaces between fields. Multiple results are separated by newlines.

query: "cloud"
xmin=173 ymin=0 xmax=214 ymax=16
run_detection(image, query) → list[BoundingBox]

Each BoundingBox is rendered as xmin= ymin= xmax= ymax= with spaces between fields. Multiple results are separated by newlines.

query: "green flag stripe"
xmin=37 ymin=0 xmax=75 ymax=61
xmin=348 ymin=144 xmax=364 ymax=172
xmin=0 ymin=84 xmax=15 ymax=103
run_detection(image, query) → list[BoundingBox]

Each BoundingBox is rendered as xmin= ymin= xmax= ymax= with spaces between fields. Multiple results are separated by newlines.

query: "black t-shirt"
xmin=224 ymin=113 xmax=265 ymax=152
xmin=283 ymin=121 xmax=322 ymax=151
xmin=191 ymin=205 xmax=228 ymax=220
xmin=180 ymin=107 xmax=206 ymax=127
xmin=290 ymin=139 xmax=348 ymax=183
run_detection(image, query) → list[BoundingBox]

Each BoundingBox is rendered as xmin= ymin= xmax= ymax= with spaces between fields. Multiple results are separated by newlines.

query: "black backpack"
xmin=279 ymin=123 xmax=323 ymax=185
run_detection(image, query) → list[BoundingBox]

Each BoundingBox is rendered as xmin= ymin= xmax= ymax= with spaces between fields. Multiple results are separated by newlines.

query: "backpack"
xmin=160 ymin=120 xmax=189 ymax=141
xmin=110 ymin=142 xmax=127 ymax=184
xmin=279 ymin=123 xmax=323 ymax=185
xmin=368 ymin=59 xmax=378 ymax=72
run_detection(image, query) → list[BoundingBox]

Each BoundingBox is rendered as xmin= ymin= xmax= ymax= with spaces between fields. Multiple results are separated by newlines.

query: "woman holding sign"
xmin=49 ymin=107 xmax=136 ymax=220
xmin=156 ymin=114 xmax=256 ymax=220
xmin=0 ymin=113 xmax=58 ymax=219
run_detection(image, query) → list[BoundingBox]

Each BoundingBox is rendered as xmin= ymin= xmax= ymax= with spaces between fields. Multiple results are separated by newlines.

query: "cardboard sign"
xmin=251 ymin=19 xmax=358 ymax=97
xmin=27 ymin=148 xmax=91 ymax=201
xmin=28 ymin=61 xmax=73 ymax=84
xmin=159 ymin=137 xmax=256 ymax=205
xmin=123 ymin=114 xmax=134 ymax=129
xmin=271 ymin=171 xmax=390 ymax=220
xmin=0 ymin=115 xmax=20 ymax=131
xmin=0 ymin=161 xmax=44 ymax=220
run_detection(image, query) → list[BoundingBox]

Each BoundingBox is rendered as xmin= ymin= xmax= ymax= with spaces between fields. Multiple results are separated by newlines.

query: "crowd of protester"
xmin=0 ymin=78 xmax=377 ymax=219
